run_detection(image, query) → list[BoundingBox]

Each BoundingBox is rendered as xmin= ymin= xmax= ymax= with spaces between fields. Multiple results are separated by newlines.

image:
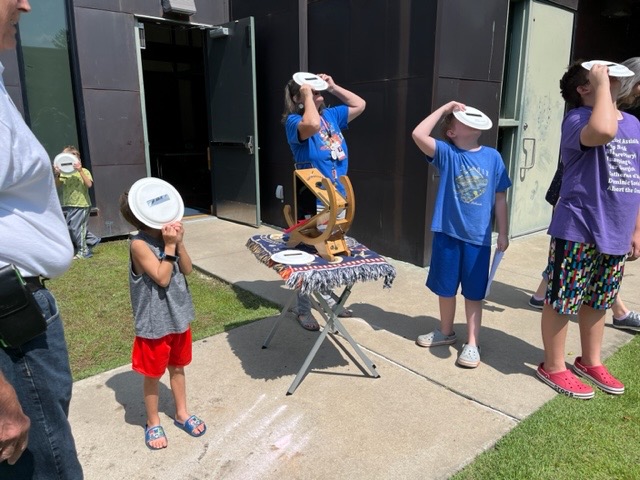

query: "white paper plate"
xmin=453 ymin=106 xmax=493 ymax=130
xmin=127 ymin=177 xmax=184 ymax=229
xmin=53 ymin=152 xmax=77 ymax=174
xmin=270 ymin=250 xmax=315 ymax=265
xmin=581 ymin=60 xmax=634 ymax=78
xmin=292 ymin=72 xmax=329 ymax=91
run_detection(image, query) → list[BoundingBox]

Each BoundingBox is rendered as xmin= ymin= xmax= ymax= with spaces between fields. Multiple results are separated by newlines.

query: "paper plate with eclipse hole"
xmin=270 ymin=250 xmax=315 ymax=265
xmin=127 ymin=177 xmax=184 ymax=229
xmin=581 ymin=60 xmax=634 ymax=78
xmin=292 ymin=72 xmax=329 ymax=91
xmin=53 ymin=153 xmax=77 ymax=174
xmin=453 ymin=106 xmax=493 ymax=131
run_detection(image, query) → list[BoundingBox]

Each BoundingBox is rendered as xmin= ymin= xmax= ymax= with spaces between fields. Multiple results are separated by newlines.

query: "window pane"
xmin=19 ymin=0 xmax=79 ymax=160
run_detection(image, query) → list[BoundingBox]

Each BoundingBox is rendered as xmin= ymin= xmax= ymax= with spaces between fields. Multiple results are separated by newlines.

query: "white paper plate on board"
xmin=53 ymin=152 xmax=77 ymax=174
xmin=453 ymin=106 xmax=493 ymax=131
xmin=292 ymin=72 xmax=329 ymax=91
xmin=271 ymin=250 xmax=315 ymax=265
xmin=581 ymin=60 xmax=634 ymax=78
xmin=127 ymin=177 xmax=184 ymax=229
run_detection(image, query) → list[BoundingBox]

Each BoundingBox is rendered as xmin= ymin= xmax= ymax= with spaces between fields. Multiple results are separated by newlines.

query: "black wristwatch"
xmin=161 ymin=253 xmax=179 ymax=262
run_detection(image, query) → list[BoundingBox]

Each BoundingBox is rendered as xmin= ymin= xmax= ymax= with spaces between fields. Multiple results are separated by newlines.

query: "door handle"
xmin=520 ymin=137 xmax=536 ymax=181
xmin=211 ymin=136 xmax=254 ymax=155
xmin=244 ymin=135 xmax=254 ymax=155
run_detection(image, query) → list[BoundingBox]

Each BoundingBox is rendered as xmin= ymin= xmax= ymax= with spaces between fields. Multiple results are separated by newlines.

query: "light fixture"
xmin=161 ymin=0 xmax=196 ymax=16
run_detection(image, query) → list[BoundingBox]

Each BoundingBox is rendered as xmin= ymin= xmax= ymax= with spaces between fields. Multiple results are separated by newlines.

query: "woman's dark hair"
xmin=559 ymin=60 xmax=589 ymax=109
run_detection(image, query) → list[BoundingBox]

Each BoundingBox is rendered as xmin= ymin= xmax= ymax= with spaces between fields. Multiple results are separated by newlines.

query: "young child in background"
xmin=119 ymin=193 xmax=206 ymax=450
xmin=54 ymin=146 xmax=95 ymax=258
xmin=412 ymin=101 xmax=511 ymax=368
xmin=537 ymin=61 xmax=640 ymax=399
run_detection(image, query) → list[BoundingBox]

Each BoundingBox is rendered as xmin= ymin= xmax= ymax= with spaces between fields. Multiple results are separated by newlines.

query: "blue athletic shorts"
xmin=426 ymin=232 xmax=491 ymax=301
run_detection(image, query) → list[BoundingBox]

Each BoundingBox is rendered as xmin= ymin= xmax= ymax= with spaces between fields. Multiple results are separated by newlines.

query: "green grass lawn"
xmin=48 ymin=239 xmax=640 ymax=478
xmin=47 ymin=239 xmax=279 ymax=380
xmin=452 ymin=337 xmax=640 ymax=480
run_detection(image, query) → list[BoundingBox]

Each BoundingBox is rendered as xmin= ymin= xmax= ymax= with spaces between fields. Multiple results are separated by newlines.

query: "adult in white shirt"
xmin=0 ymin=1 xmax=83 ymax=477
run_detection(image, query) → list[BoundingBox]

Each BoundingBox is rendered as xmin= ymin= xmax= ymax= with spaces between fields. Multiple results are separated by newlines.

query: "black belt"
xmin=23 ymin=276 xmax=45 ymax=292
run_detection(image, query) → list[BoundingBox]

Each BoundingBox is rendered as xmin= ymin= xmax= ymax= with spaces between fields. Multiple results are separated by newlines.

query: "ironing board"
xmin=246 ymin=233 xmax=396 ymax=394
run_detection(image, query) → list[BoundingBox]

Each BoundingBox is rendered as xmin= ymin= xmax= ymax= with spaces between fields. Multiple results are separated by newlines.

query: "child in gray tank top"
xmin=119 ymin=192 xmax=206 ymax=450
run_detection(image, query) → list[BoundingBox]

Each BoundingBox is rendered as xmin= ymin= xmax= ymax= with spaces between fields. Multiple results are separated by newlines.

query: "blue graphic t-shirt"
xmin=285 ymin=105 xmax=349 ymax=197
xmin=427 ymin=140 xmax=512 ymax=246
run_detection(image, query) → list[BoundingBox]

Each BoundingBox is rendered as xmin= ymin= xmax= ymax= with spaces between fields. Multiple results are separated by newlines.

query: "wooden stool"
xmin=283 ymin=168 xmax=355 ymax=261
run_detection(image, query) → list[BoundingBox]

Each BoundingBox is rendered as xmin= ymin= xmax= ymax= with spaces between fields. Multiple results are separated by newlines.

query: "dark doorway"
xmin=139 ymin=20 xmax=211 ymax=215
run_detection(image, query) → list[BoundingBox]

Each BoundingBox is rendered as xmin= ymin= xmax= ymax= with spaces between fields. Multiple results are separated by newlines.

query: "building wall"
xmin=232 ymin=0 xmax=439 ymax=265
xmin=6 ymin=0 xmax=630 ymax=266
xmin=573 ymin=0 xmax=640 ymax=62
xmin=231 ymin=0 xmax=506 ymax=266
xmin=0 ymin=49 xmax=23 ymax=113
xmin=308 ymin=0 xmax=438 ymax=265
xmin=71 ymin=0 xmax=230 ymax=237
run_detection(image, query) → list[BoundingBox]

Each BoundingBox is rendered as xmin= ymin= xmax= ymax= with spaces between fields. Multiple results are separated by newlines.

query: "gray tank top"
xmin=129 ymin=231 xmax=194 ymax=339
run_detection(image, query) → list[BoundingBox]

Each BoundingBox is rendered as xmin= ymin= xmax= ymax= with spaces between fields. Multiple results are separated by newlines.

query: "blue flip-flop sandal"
xmin=174 ymin=415 xmax=207 ymax=437
xmin=145 ymin=424 xmax=167 ymax=450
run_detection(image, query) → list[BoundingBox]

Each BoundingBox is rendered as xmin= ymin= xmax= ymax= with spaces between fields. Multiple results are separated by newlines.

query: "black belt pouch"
xmin=0 ymin=264 xmax=47 ymax=348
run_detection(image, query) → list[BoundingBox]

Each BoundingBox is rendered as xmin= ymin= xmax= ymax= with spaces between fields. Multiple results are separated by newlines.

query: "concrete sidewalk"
xmin=69 ymin=217 xmax=639 ymax=479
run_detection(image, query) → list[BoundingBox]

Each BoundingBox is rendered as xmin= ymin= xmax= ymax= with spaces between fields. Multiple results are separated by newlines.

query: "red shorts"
xmin=132 ymin=328 xmax=192 ymax=378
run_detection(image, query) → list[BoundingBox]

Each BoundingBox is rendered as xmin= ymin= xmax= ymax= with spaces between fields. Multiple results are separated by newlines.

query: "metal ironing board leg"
xmin=286 ymin=285 xmax=379 ymax=395
xmin=313 ymin=287 xmax=379 ymax=377
xmin=286 ymin=316 xmax=334 ymax=395
xmin=262 ymin=290 xmax=297 ymax=349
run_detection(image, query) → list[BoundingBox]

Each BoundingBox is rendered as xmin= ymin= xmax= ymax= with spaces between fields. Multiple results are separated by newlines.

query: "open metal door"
xmin=206 ymin=17 xmax=260 ymax=226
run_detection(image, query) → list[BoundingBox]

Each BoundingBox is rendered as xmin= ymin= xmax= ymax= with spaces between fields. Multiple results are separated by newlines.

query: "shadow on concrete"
xmin=232 ymin=279 xmax=293 ymax=309
xmin=453 ymin=324 xmax=544 ymax=376
xmin=342 ymin=300 xmax=544 ymax=376
xmin=235 ymin=279 xmax=436 ymax=339
xmin=483 ymin=279 xmax=541 ymax=311
xmin=229 ymin=278 xmax=546 ymax=378
xmin=224 ymin=314 xmax=351 ymax=382
xmin=105 ymin=370 xmax=176 ymax=428
xmin=229 ymin=283 xmax=281 ymax=311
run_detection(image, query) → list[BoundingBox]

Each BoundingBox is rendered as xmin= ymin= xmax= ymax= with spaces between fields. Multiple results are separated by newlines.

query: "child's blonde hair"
xmin=440 ymin=113 xmax=456 ymax=141
xmin=63 ymin=145 xmax=81 ymax=159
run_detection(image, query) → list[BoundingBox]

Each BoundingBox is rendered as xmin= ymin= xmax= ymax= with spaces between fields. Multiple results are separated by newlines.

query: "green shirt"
xmin=59 ymin=168 xmax=92 ymax=207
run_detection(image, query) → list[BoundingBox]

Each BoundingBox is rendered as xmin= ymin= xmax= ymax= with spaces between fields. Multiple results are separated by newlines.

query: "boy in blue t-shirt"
xmin=412 ymin=101 xmax=511 ymax=368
